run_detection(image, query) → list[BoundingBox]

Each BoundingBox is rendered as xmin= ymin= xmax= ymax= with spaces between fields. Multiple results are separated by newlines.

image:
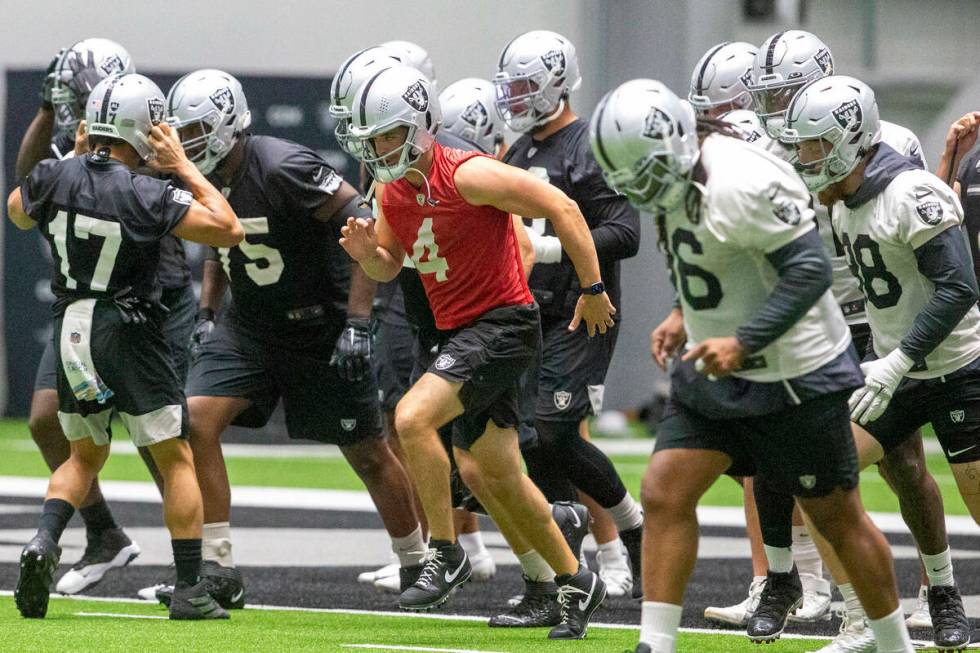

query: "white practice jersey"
xmin=669 ymin=134 xmax=851 ymax=382
xmin=832 ymin=168 xmax=980 ymax=379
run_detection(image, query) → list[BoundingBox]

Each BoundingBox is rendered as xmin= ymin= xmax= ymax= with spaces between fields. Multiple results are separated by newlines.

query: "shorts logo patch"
xmin=831 ymin=99 xmax=862 ymax=132
xmin=554 ymin=390 xmax=572 ymax=411
xmin=434 ymin=353 xmax=456 ymax=371
xmin=799 ymin=475 xmax=817 ymax=490
xmin=70 ymin=331 xmax=81 ymax=344
xmin=950 ymin=409 xmax=965 ymax=423
xmin=642 ymin=108 xmax=674 ymax=140
xmin=402 ymin=80 xmax=429 ymax=112
xmin=915 ymin=201 xmax=943 ymax=225
xmin=340 ymin=418 xmax=357 ymax=432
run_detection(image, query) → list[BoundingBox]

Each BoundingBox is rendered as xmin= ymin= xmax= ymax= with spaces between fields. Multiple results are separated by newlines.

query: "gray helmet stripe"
xmin=358 ymin=67 xmax=389 ymax=126
xmin=497 ymin=34 xmax=522 ymax=71
xmin=98 ymin=75 xmax=122 ymax=124
xmin=765 ymin=32 xmax=784 ymax=75
xmin=591 ymin=95 xmax=615 ymax=171
xmin=337 ymin=47 xmax=373 ymax=91
xmin=696 ymin=42 xmax=730 ymax=94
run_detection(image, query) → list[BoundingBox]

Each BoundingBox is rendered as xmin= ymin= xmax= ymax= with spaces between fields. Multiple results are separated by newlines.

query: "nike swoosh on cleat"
xmin=444 ymin=561 xmax=465 ymax=583
xmin=948 ymin=445 xmax=977 ymax=458
xmin=578 ymin=576 xmax=597 ymax=611
xmin=230 ymin=589 xmax=244 ymax=603
xmin=568 ymin=509 xmax=581 ymax=529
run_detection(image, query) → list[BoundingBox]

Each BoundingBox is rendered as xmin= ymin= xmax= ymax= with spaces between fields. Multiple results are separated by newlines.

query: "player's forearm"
xmin=347 ymin=263 xmax=377 ymax=318
xmin=15 ymin=108 xmax=55 ymax=179
xmin=358 ymin=247 xmax=403 ymax=283
xmin=174 ymin=161 xmax=239 ymax=235
xmin=198 ymin=259 xmax=228 ymax=314
xmin=546 ymin=199 xmax=602 ymax=287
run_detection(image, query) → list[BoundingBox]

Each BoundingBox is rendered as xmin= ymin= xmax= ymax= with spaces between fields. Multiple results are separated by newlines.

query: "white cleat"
xmin=807 ymin=610 xmax=876 ymax=653
xmin=596 ymin=545 xmax=633 ymax=598
xmin=703 ymin=577 xmax=764 ymax=627
xmin=369 ymin=563 xmax=402 ymax=594
xmin=789 ymin=573 xmax=833 ymax=623
xmin=905 ymin=585 xmax=932 ymax=630
xmin=358 ymin=561 xmax=399 ymax=586
xmin=469 ymin=550 xmax=497 ymax=582
xmin=55 ymin=530 xmax=140 ymax=595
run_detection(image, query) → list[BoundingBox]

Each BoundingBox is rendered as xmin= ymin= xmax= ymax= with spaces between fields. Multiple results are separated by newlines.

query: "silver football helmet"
xmin=349 ymin=65 xmax=441 ymax=183
xmin=719 ymin=109 xmax=775 ymax=150
xmin=493 ymin=30 xmax=582 ymax=133
xmin=439 ymin=78 xmax=504 ymax=155
xmin=85 ymin=73 xmax=165 ymax=160
xmin=746 ymin=30 xmax=834 ymax=138
xmin=329 ymin=47 xmax=403 ymax=156
xmin=589 ymin=79 xmax=698 ymax=212
xmin=165 ymin=69 xmax=251 ymax=176
xmin=51 ymin=38 xmax=134 ymax=136
xmin=381 ymin=40 xmax=437 ymax=87
xmin=780 ymin=75 xmax=880 ymax=192
xmin=688 ymin=42 xmax=757 ymax=116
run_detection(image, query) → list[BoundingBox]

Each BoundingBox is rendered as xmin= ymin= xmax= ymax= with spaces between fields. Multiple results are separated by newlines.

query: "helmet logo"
xmin=402 ymin=80 xmax=429 ymax=112
xmin=106 ymin=101 xmax=121 ymax=122
xmin=209 ymin=87 xmax=236 ymax=114
xmin=813 ymin=48 xmax=833 ymax=74
xmin=460 ymin=101 xmax=489 ymax=127
xmin=99 ymin=54 xmax=125 ymax=76
xmin=146 ymin=98 xmax=165 ymax=125
xmin=540 ymin=49 xmax=567 ymax=76
xmin=739 ymin=68 xmax=754 ymax=88
xmin=831 ymin=99 xmax=862 ymax=132
xmin=642 ymin=108 xmax=674 ymax=139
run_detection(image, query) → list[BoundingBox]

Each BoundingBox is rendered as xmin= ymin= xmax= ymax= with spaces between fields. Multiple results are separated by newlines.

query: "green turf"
xmin=0 ymin=595 xmax=828 ymax=652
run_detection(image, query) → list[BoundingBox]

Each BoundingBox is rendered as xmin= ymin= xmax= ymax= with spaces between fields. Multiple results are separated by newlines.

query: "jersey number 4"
xmin=218 ymin=217 xmax=284 ymax=286
xmin=48 ymin=210 xmax=121 ymax=291
xmin=839 ymin=233 xmax=902 ymax=309
xmin=412 ymin=217 xmax=449 ymax=282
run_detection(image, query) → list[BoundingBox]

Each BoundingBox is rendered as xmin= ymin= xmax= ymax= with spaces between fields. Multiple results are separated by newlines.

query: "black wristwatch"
xmin=581 ymin=281 xmax=605 ymax=295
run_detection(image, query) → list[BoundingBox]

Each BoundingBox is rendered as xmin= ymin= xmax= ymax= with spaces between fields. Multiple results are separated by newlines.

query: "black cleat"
xmin=746 ymin=566 xmax=803 ymax=643
xmin=548 ymin=567 xmax=607 ymax=640
xmin=928 ymin=585 xmax=971 ymax=651
xmin=398 ymin=544 xmax=471 ymax=611
xmin=169 ymin=580 xmax=230 ymax=620
xmin=201 ymin=560 xmax=246 ymax=609
xmin=633 ymin=645 xmax=652 ymax=653
xmin=399 ymin=564 xmax=424 ymax=592
xmin=552 ymin=501 xmax=590 ymax=562
xmin=155 ymin=583 xmax=174 ymax=608
xmin=620 ymin=525 xmax=644 ymax=599
xmin=15 ymin=533 xmax=61 ymax=619
xmin=488 ymin=576 xmax=561 ymax=628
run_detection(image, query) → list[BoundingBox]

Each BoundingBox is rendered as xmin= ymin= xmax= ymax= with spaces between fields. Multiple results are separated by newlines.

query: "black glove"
xmin=330 ymin=317 xmax=373 ymax=382
xmin=111 ymin=288 xmax=149 ymax=325
xmin=40 ymin=48 xmax=66 ymax=109
xmin=67 ymin=49 xmax=104 ymax=98
xmin=191 ymin=308 xmax=216 ymax=358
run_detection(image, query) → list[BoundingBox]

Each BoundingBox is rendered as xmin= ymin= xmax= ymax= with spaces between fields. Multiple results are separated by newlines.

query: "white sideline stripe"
xmin=76 ymin=611 xmax=167 ymax=620
xmin=0 ymin=474 xmax=976 ymax=535
xmin=342 ymin=645 xmax=507 ymax=653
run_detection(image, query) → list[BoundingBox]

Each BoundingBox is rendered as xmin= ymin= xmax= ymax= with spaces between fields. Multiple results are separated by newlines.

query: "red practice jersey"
xmin=381 ymin=143 xmax=532 ymax=330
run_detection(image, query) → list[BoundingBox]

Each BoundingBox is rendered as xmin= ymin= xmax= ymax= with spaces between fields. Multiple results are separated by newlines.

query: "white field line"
xmin=341 ymin=646 xmax=508 ymax=653
xmin=75 ymin=611 xmax=168 ymax=620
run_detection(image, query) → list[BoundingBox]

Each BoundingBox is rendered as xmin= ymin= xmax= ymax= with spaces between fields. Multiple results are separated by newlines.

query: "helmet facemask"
xmin=493 ymin=70 xmax=563 ymax=133
xmin=353 ymin=123 xmax=432 ymax=183
xmin=784 ymin=133 xmax=856 ymax=193
xmin=170 ymin=108 xmax=236 ymax=175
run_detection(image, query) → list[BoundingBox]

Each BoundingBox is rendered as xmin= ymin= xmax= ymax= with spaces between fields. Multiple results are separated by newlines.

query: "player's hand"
xmin=944 ymin=111 xmax=980 ymax=156
xmin=73 ymin=120 xmax=88 ymax=156
xmin=339 ymin=217 xmax=379 ymax=262
xmin=848 ymin=349 xmax=913 ymax=425
xmin=650 ymin=307 xmax=686 ymax=371
xmin=569 ymin=292 xmax=616 ymax=337
xmin=40 ymin=47 xmax=66 ymax=109
xmin=682 ymin=336 xmax=747 ymax=378
xmin=190 ymin=309 xmax=215 ymax=359
xmin=66 ymin=48 xmax=103 ymax=96
xmin=146 ymin=122 xmax=189 ymax=172
xmin=330 ymin=317 xmax=373 ymax=382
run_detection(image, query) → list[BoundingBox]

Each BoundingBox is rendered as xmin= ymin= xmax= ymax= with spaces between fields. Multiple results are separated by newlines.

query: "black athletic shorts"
xmin=862 ymin=356 xmax=980 ymax=464
xmin=654 ymin=390 xmax=860 ymax=498
xmin=428 ymin=303 xmax=541 ymax=450
xmin=36 ymin=283 xmax=195 ymax=392
xmin=848 ymin=322 xmax=872 ymax=360
xmin=185 ymin=318 xmax=383 ymax=446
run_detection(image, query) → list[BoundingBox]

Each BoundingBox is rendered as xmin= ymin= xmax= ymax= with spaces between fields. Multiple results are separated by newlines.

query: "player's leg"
xmin=950 ymin=459 xmax=980 ymax=522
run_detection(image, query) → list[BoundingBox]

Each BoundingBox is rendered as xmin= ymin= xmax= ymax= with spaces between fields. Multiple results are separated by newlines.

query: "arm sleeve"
xmin=734 ymin=229 xmax=833 ymax=353
xmin=899 ymin=227 xmax=980 ymax=361
xmin=128 ymin=176 xmax=193 ymax=242
xmin=271 ymin=145 xmax=345 ymax=216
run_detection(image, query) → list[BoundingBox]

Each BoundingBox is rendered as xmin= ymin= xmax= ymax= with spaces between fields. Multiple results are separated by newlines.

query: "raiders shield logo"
xmin=209 ymin=87 xmax=236 ymax=114
xmin=106 ymin=101 xmax=121 ymax=123
xmin=434 ymin=353 xmax=456 ymax=371
xmin=171 ymin=188 xmax=193 ymax=205
xmin=832 ymin=99 xmax=862 ymax=132
xmin=950 ymin=409 xmax=966 ymax=423
xmin=739 ymin=68 xmax=754 ymax=89
xmin=146 ymin=98 xmax=165 ymax=125
xmin=460 ymin=100 xmax=489 ymax=127
xmin=915 ymin=201 xmax=943 ymax=225
xmin=340 ymin=418 xmax=357 ymax=432
xmin=813 ymin=48 xmax=833 ymax=74
xmin=769 ymin=189 xmax=801 ymax=225
xmin=70 ymin=331 xmax=81 ymax=344
xmin=402 ymin=80 xmax=429 ymax=112
xmin=540 ymin=49 xmax=566 ymax=76
xmin=799 ymin=475 xmax=817 ymax=490
xmin=642 ymin=108 xmax=674 ymax=140
xmin=99 ymin=54 xmax=125 ymax=76
xmin=553 ymin=390 xmax=572 ymax=411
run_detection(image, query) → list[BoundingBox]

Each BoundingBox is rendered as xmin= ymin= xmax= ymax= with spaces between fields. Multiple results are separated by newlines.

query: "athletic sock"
xmin=640 ymin=601 xmax=683 ymax=652
xmin=839 ymin=583 xmax=865 ymax=621
xmin=791 ymin=524 xmax=823 ymax=579
xmin=38 ymin=498 xmax=75 ymax=544
xmin=202 ymin=521 xmax=234 ymax=568
xmin=608 ymin=493 xmax=644 ymax=532
xmin=391 ymin=525 xmax=426 ymax=568
xmin=172 ymin=539 xmax=202 ymax=587
xmin=79 ymin=500 xmax=119 ymax=537
xmin=597 ymin=538 xmax=627 ymax=565
xmin=920 ymin=547 xmax=955 ymax=587
xmin=868 ymin=606 xmax=914 ymax=653
xmin=764 ymin=545 xmax=794 ymax=574
xmin=517 ymin=550 xmax=555 ymax=583
xmin=457 ymin=531 xmax=488 ymax=558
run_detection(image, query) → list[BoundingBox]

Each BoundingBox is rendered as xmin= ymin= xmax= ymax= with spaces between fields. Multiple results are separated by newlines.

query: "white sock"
xmin=640 ymin=601 xmax=682 ymax=652
xmin=838 ymin=583 xmax=866 ymax=621
xmin=764 ymin=545 xmax=793 ymax=574
xmin=202 ymin=522 xmax=234 ymax=567
xmin=517 ymin=550 xmax=555 ymax=583
xmin=792 ymin=525 xmax=823 ymax=579
xmin=608 ymin=493 xmax=644 ymax=532
xmin=920 ymin=547 xmax=955 ymax=587
xmin=458 ymin=531 xmax=487 ymax=557
xmin=597 ymin=538 xmax=627 ymax=564
xmin=868 ymin=606 xmax=914 ymax=653
xmin=391 ymin=525 xmax=426 ymax=568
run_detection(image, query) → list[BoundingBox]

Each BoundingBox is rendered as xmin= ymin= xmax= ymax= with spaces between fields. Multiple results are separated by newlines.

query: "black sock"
xmin=38 ymin=498 xmax=75 ymax=543
xmin=753 ymin=475 xmax=795 ymax=549
xmin=172 ymin=539 xmax=202 ymax=587
xmin=79 ymin=500 xmax=118 ymax=536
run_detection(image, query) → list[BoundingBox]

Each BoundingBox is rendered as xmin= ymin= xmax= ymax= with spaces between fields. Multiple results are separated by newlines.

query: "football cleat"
xmin=15 ymin=533 xmax=61 ymax=619
xmin=168 ymin=581 xmax=229 ymax=620
xmin=398 ymin=544 xmax=471 ymax=611
xmin=552 ymin=501 xmax=590 ymax=562
xmin=137 ymin=564 xmax=174 ymax=603
xmin=56 ymin=528 xmax=140 ymax=595
xmin=358 ymin=560 xmax=399 ymax=586
xmin=805 ymin=610 xmax=876 ymax=653
xmin=489 ymin=576 xmax=561 ymax=628
xmin=201 ymin=560 xmax=246 ymax=609
xmin=373 ymin=564 xmax=423 ymax=594
xmin=746 ymin=566 xmax=803 ymax=643
xmin=927 ymin=585 xmax=971 ymax=651
xmin=788 ymin=573 xmax=832 ymax=623
xmin=548 ymin=567 xmax=607 ymax=640
xmin=469 ymin=549 xmax=497 ymax=582
xmin=704 ymin=577 xmax=765 ymax=627
xmin=596 ymin=542 xmax=633 ymax=598
xmin=906 ymin=584 xmax=932 ymax=629
xmin=619 ymin=526 xmax=644 ymax=599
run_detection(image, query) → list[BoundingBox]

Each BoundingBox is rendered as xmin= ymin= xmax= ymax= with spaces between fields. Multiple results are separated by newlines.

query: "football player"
xmin=342 ymin=64 xmax=613 ymax=639
xmin=783 ymin=75 xmax=975 ymax=652
xmin=591 ymin=78 xmax=914 ymax=653
xmin=9 ymin=73 xmax=243 ymax=620
xmin=937 ymin=111 xmax=980 ymax=288
xmin=491 ymin=30 xmax=645 ymax=616
xmin=688 ymin=41 xmax=757 ymax=119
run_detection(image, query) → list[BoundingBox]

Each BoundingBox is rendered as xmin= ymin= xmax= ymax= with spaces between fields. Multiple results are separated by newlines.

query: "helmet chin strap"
xmin=530 ymin=98 xmax=567 ymax=132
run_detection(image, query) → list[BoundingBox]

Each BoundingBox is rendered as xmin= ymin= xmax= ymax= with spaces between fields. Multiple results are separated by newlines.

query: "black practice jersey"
xmin=955 ymin=146 xmax=980 ymax=286
xmin=503 ymin=119 xmax=640 ymax=318
xmin=20 ymin=154 xmax=191 ymax=314
xmin=210 ymin=135 xmax=352 ymax=335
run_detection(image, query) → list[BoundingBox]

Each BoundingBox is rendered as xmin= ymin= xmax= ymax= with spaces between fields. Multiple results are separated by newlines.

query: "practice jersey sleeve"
xmin=893 ymin=179 xmax=962 ymax=250
xmin=270 ymin=144 xmax=345 ymax=217
xmin=126 ymin=176 xmax=194 ymax=243
xmin=19 ymin=159 xmax=60 ymax=221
